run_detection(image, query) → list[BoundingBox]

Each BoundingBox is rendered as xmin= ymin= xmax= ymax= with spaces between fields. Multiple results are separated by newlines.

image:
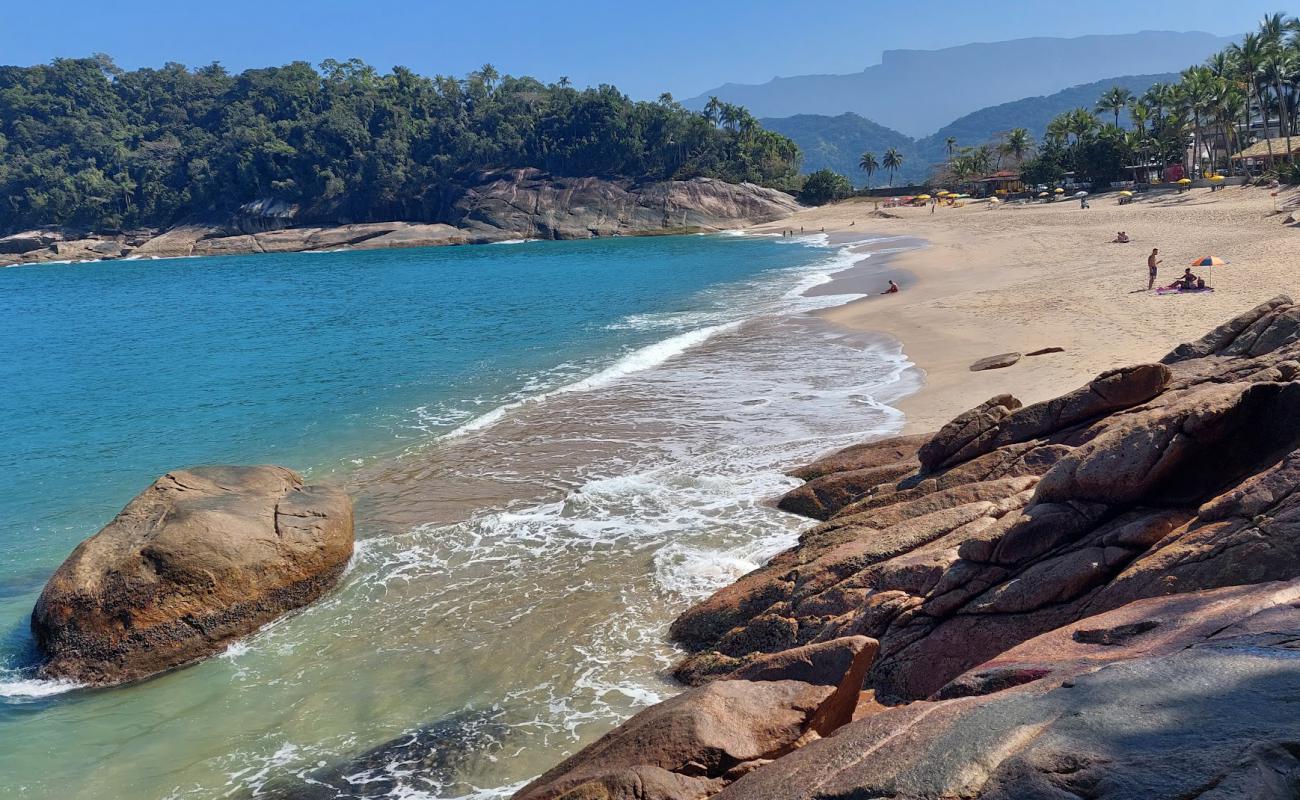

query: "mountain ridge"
xmin=690 ymin=30 xmax=1238 ymax=137
xmin=762 ymin=72 xmax=1182 ymax=186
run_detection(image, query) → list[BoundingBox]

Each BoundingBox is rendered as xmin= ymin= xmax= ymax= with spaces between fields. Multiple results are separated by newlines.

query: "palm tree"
xmin=1065 ymin=107 xmax=1098 ymax=147
xmin=1179 ymin=67 xmax=1216 ymax=175
xmin=945 ymin=136 xmax=958 ymax=158
xmin=1129 ymin=100 xmax=1151 ymax=137
xmin=1143 ymin=82 xmax=1175 ymax=127
xmin=1045 ymin=115 xmax=1071 ymax=146
xmin=1232 ymin=33 xmax=1276 ymax=167
xmin=703 ymin=96 xmax=723 ymax=127
xmin=1096 ymin=86 xmax=1136 ymax=127
xmin=999 ymin=127 xmax=1034 ymax=165
xmin=882 ymin=147 xmax=904 ymax=186
xmin=858 ymin=151 xmax=878 ymax=189
xmin=1262 ymin=46 xmax=1295 ymax=162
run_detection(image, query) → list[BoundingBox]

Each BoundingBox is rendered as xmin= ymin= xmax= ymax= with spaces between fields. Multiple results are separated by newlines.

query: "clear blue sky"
xmin=5 ymin=0 xmax=1286 ymax=99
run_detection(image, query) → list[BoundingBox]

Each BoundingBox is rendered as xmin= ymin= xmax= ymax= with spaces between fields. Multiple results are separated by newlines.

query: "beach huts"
xmin=1230 ymin=136 xmax=1300 ymax=174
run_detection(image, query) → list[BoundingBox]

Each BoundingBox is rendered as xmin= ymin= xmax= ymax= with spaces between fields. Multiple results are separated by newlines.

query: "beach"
xmin=755 ymin=186 xmax=1300 ymax=432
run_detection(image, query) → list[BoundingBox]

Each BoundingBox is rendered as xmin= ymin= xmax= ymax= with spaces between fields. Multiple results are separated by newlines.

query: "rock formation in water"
xmin=517 ymin=296 xmax=1300 ymax=799
xmin=0 ymin=171 xmax=801 ymax=266
xmin=32 ymin=466 xmax=353 ymax=686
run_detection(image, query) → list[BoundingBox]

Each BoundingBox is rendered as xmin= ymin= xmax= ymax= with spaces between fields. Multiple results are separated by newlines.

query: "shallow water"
xmin=0 ymin=233 xmax=918 ymax=798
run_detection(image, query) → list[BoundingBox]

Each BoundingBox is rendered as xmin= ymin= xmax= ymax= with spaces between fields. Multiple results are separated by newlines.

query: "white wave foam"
xmin=490 ymin=238 xmax=542 ymax=245
xmin=0 ymin=674 xmax=82 ymax=700
xmin=441 ymin=321 xmax=741 ymax=439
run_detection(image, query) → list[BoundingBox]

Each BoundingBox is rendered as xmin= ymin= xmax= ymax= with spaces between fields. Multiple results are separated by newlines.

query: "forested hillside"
xmin=763 ymin=73 xmax=1178 ymax=186
xmin=759 ymin=114 xmax=923 ymax=186
xmin=916 ymin=73 xmax=1179 ymax=158
xmin=0 ymin=57 xmax=801 ymax=233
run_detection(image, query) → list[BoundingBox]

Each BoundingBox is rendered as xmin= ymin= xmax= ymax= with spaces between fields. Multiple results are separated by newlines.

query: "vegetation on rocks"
xmin=0 ymin=57 xmax=801 ymax=233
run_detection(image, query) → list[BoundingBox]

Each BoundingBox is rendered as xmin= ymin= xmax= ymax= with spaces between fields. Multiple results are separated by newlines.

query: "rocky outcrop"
xmin=514 ymin=637 xmax=877 ymax=800
xmin=32 ymin=466 xmax=353 ymax=685
xmin=453 ymin=171 xmax=800 ymax=241
xmin=715 ymin=580 xmax=1300 ymax=800
xmin=517 ymin=297 xmax=1300 ymax=800
xmin=671 ymin=297 xmax=1300 ymax=702
xmin=0 ymin=172 xmax=800 ymax=267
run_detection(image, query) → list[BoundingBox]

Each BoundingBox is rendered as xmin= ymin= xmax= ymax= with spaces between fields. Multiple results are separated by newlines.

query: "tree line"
xmin=0 ymin=57 xmax=802 ymax=233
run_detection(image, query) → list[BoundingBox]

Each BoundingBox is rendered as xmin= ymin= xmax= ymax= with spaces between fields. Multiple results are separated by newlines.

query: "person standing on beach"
xmin=1147 ymin=248 xmax=1162 ymax=290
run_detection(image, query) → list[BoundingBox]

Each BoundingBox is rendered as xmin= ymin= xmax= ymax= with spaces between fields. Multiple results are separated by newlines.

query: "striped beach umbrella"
xmin=1191 ymin=255 xmax=1228 ymax=288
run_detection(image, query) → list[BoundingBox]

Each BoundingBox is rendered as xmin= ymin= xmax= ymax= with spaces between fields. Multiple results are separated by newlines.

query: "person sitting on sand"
xmin=1147 ymin=248 xmax=1162 ymax=290
xmin=881 ymin=280 xmax=899 ymax=295
xmin=1166 ymin=268 xmax=1200 ymax=291
xmin=1112 ymin=231 xmax=1130 ymax=243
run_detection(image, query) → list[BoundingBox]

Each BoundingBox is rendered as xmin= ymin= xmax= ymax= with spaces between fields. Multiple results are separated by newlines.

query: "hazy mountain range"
xmin=761 ymin=73 xmax=1181 ymax=186
xmin=687 ymin=31 xmax=1237 ymax=137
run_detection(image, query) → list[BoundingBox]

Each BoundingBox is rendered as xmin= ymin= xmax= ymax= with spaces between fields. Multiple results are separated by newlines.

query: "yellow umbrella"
xmin=1054 ymin=187 xmax=1065 ymax=194
xmin=1177 ymin=178 xmax=1193 ymax=185
xmin=1209 ymin=175 xmax=1225 ymax=182
xmin=915 ymin=194 xmax=932 ymax=200
xmin=1119 ymin=190 xmax=1134 ymax=197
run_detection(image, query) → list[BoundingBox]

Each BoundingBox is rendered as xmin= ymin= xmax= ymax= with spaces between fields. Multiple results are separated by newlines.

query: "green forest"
xmin=0 ymin=57 xmax=802 ymax=233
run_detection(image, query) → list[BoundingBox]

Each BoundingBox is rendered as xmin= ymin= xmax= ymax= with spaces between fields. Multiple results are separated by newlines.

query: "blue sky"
xmin=5 ymin=1 xmax=1286 ymax=99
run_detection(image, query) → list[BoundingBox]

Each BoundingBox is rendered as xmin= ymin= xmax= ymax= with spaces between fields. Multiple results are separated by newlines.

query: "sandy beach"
xmin=756 ymin=186 xmax=1300 ymax=432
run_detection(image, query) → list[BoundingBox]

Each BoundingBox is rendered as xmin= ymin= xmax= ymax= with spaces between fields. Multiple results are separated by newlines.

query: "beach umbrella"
xmin=988 ymin=197 xmax=1000 ymax=203
xmin=1037 ymin=191 xmax=1049 ymax=198
xmin=1177 ymin=178 xmax=1193 ymax=185
xmin=1209 ymin=175 xmax=1226 ymax=182
xmin=915 ymin=194 xmax=931 ymax=200
xmin=1190 ymin=255 xmax=1228 ymax=288
xmin=1119 ymin=190 xmax=1134 ymax=196
xmin=1054 ymin=187 xmax=1065 ymax=194
xmin=1074 ymin=191 xmax=1089 ymax=197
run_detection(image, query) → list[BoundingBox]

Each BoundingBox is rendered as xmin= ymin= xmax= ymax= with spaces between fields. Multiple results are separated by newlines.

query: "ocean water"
xmin=0 ymin=233 xmax=919 ymax=798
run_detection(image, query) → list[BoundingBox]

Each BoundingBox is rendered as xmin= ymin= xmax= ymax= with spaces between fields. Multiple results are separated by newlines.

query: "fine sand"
xmin=755 ymin=186 xmax=1300 ymax=433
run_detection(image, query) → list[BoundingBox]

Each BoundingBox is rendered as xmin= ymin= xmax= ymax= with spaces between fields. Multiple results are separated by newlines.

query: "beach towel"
xmin=1156 ymin=286 xmax=1215 ymax=295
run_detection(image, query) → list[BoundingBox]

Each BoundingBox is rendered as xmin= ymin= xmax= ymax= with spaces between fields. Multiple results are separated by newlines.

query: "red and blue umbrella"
xmin=1190 ymin=256 xmax=1228 ymax=288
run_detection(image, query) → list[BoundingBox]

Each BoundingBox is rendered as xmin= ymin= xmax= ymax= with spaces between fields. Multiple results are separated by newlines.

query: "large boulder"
xmin=715 ymin=582 xmax=1300 ymax=800
xmin=514 ymin=636 xmax=877 ymax=800
xmin=512 ymin=679 xmax=835 ymax=800
xmin=32 ymin=466 xmax=353 ymax=685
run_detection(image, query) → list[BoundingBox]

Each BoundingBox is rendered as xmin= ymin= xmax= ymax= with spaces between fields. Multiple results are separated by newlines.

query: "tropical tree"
xmin=999 ymin=127 xmax=1034 ymax=166
xmin=800 ymin=169 xmax=853 ymax=205
xmin=1096 ymin=86 xmax=1135 ymax=127
xmin=1143 ymin=82 xmax=1176 ymax=126
xmin=945 ymin=136 xmax=958 ymax=158
xmin=1178 ymin=66 xmax=1216 ymax=175
xmin=1128 ymin=100 xmax=1150 ymax=136
xmin=858 ymin=151 xmax=878 ymax=189
xmin=882 ymin=147 xmax=904 ymax=186
xmin=1231 ymin=33 xmax=1276 ymax=167
xmin=1065 ymin=107 xmax=1099 ymax=146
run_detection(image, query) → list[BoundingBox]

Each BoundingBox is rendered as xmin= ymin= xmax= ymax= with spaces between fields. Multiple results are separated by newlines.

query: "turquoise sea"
xmin=0 ymin=233 xmax=917 ymax=798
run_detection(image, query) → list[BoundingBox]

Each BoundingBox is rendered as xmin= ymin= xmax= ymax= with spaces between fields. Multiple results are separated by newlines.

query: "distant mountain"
xmin=763 ymin=73 xmax=1181 ymax=186
xmin=917 ymin=73 xmax=1181 ymax=158
xmin=759 ymin=113 xmax=924 ymax=186
xmin=687 ymin=31 xmax=1236 ymax=137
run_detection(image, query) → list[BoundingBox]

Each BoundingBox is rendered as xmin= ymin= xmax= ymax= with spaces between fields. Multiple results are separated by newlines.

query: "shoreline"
xmin=0 ymin=174 xmax=802 ymax=269
xmin=754 ymin=185 xmax=1300 ymax=433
